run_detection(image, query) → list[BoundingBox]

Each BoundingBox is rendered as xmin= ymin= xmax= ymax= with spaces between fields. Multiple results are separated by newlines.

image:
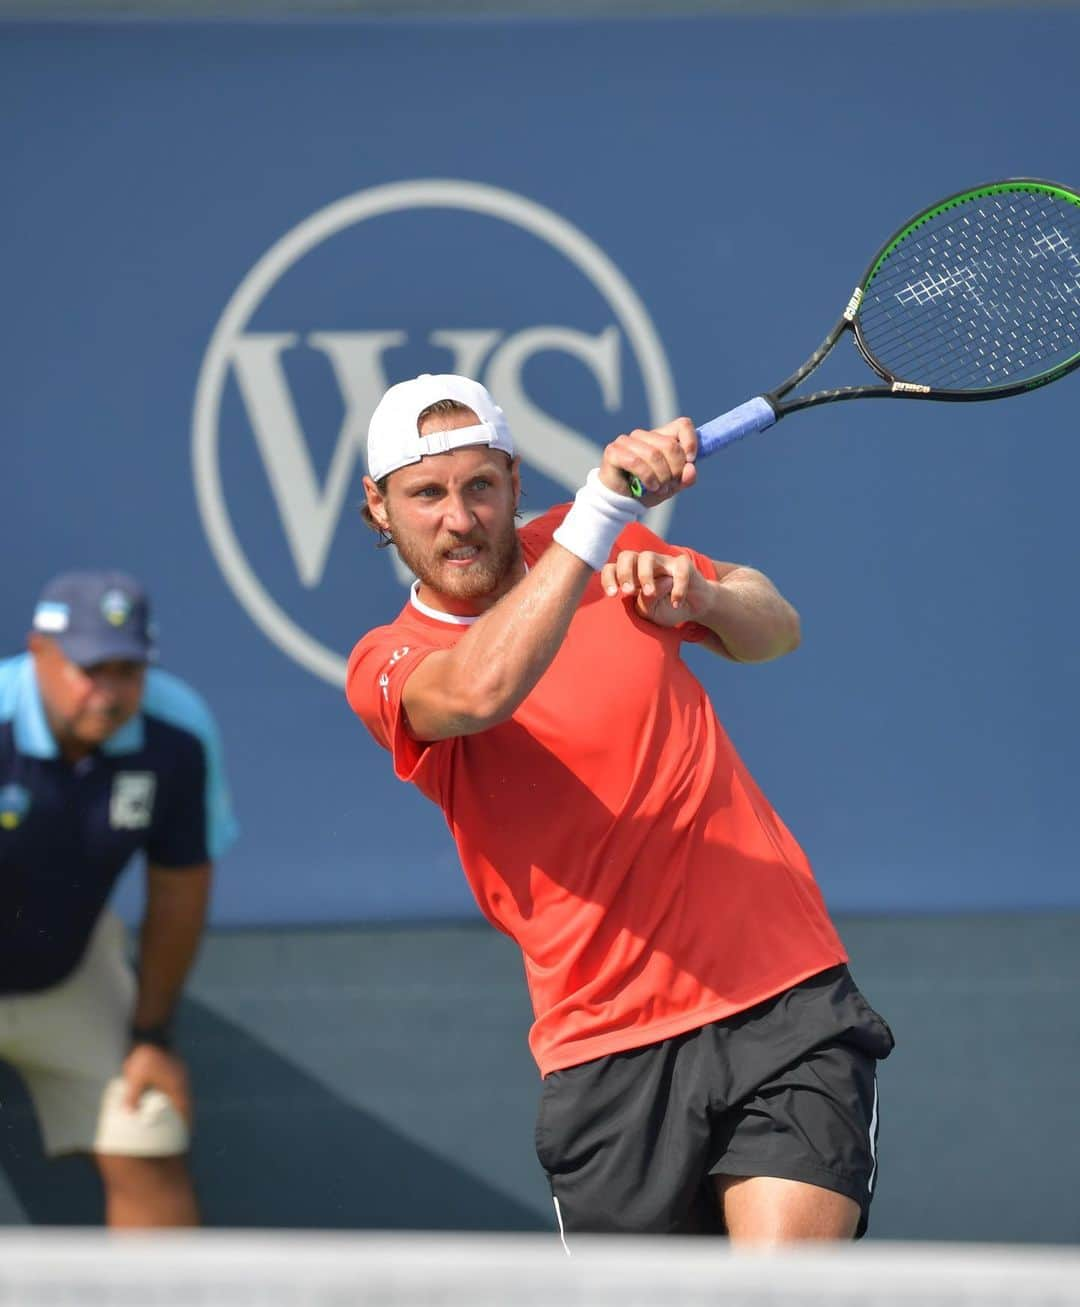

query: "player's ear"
xmin=510 ymin=456 xmax=522 ymax=511
xmin=362 ymin=474 xmax=390 ymax=533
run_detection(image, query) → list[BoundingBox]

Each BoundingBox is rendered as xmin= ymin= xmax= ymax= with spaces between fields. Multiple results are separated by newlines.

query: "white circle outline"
xmin=192 ymin=179 xmax=678 ymax=687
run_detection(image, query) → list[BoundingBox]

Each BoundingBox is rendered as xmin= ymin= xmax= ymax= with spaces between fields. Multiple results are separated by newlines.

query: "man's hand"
xmin=602 ymin=549 xmax=707 ymax=626
xmin=597 ymin=418 xmax=698 ymax=506
xmin=604 ymin=553 xmax=802 ymax=661
xmin=122 ymin=1044 xmax=193 ymax=1128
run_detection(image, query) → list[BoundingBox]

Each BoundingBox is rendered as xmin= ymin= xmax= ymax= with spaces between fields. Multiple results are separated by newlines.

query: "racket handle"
xmin=696 ymin=396 xmax=777 ymax=459
xmin=625 ymin=396 xmax=777 ymax=497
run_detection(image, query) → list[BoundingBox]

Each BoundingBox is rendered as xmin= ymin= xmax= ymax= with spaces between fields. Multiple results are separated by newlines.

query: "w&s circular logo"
xmin=192 ymin=179 xmax=678 ymax=686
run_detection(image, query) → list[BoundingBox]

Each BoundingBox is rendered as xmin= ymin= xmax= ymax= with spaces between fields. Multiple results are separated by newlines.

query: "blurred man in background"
xmin=0 ymin=571 xmax=237 ymax=1227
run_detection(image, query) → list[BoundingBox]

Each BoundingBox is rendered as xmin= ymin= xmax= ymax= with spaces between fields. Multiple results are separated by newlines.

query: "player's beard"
xmin=389 ymin=512 xmax=523 ymax=604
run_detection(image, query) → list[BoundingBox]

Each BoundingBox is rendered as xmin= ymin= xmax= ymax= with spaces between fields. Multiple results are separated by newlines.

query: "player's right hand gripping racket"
xmin=628 ymin=179 xmax=1080 ymax=497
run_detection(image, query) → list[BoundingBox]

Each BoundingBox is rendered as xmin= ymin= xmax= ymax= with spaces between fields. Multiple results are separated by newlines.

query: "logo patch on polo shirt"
xmin=0 ymin=784 xmax=30 ymax=830
xmin=109 ymin=772 xmax=156 ymax=830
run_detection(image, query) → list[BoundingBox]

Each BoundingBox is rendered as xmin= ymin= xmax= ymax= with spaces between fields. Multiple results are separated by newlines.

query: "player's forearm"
xmin=132 ymin=864 xmax=212 ymax=1031
xmin=428 ymin=544 xmax=594 ymax=733
xmin=696 ymin=567 xmax=801 ymax=663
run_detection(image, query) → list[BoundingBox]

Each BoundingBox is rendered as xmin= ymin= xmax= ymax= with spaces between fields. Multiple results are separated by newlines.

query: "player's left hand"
xmin=122 ymin=1044 xmax=193 ymax=1127
xmin=602 ymin=549 xmax=707 ymax=627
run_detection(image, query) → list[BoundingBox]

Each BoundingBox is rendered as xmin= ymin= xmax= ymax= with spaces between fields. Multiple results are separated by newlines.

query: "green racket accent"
xmin=628 ymin=475 xmax=645 ymax=499
xmin=863 ymin=181 xmax=1080 ymax=289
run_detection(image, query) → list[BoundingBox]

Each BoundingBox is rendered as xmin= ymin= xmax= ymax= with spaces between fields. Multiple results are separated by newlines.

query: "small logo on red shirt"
xmin=379 ymin=646 xmax=412 ymax=701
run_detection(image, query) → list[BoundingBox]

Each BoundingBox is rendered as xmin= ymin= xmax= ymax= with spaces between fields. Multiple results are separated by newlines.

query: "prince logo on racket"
xmin=345 ymin=373 xmax=895 ymax=1243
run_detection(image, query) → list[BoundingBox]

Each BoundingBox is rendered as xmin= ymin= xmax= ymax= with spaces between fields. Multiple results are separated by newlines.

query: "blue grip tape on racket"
xmin=627 ymin=397 xmax=776 ymax=498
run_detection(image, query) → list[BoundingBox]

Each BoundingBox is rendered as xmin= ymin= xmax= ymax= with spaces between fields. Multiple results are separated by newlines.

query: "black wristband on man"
xmin=130 ymin=1021 xmax=174 ymax=1050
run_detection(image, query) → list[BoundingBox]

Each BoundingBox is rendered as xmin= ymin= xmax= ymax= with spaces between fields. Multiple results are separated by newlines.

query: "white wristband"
xmin=552 ymin=469 xmax=647 ymax=571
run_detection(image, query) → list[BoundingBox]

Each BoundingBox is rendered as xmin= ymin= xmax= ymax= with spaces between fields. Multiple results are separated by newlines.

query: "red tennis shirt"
xmin=346 ymin=507 xmax=846 ymax=1076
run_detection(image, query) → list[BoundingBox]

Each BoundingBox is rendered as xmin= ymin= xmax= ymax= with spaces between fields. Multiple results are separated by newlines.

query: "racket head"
xmin=850 ymin=179 xmax=1080 ymax=398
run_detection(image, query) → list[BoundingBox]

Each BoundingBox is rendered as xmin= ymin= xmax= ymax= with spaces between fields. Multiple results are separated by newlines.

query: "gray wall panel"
xmin=2 ymin=914 xmax=1077 ymax=1241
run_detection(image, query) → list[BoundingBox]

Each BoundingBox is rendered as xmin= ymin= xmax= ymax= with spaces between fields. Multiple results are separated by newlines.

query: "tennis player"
xmin=346 ymin=375 xmax=893 ymax=1243
xmin=0 ymin=571 xmax=237 ymax=1226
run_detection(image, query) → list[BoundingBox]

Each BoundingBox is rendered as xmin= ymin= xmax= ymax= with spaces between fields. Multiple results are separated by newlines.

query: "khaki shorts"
xmin=0 ymin=911 xmax=189 ymax=1158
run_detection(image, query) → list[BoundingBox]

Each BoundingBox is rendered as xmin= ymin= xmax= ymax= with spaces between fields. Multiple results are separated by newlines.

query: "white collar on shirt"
xmin=409 ymin=581 xmax=477 ymax=626
xmin=407 ymin=562 xmax=529 ymax=627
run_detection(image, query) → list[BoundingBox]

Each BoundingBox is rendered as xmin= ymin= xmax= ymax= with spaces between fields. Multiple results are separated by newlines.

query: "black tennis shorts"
xmin=534 ymin=965 xmax=894 ymax=1239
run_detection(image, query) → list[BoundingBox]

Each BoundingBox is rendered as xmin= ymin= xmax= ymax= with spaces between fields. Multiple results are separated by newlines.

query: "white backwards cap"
xmin=366 ymin=374 xmax=515 ymax=483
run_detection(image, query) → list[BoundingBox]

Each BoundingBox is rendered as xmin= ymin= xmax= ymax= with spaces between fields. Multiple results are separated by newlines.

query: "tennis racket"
xmin=628 ymin=178 xmax=1080 ymax=497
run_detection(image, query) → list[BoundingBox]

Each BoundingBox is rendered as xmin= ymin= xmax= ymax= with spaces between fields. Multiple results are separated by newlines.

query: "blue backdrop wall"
xmin=3 ymin=10 xmax=1078 ymax=924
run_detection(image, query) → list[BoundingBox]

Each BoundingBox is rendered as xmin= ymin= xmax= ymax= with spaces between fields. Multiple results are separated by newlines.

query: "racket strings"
xmin=864 ymin=197 xmax=1080 ymax=385
xmin=868 ymin=196 xmax=1080 ymax=368
xmin=857 ymin=190 xmax=1080 ymax=390
xmin=867 ymin=200 xmax=1080 ymax=383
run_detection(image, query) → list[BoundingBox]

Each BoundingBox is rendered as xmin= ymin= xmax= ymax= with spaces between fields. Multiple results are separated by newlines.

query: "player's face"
xmin=30 ymin=638 xmax=146 ymax=752
xmin=365 ymin=418 xmax=523 ymax=616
